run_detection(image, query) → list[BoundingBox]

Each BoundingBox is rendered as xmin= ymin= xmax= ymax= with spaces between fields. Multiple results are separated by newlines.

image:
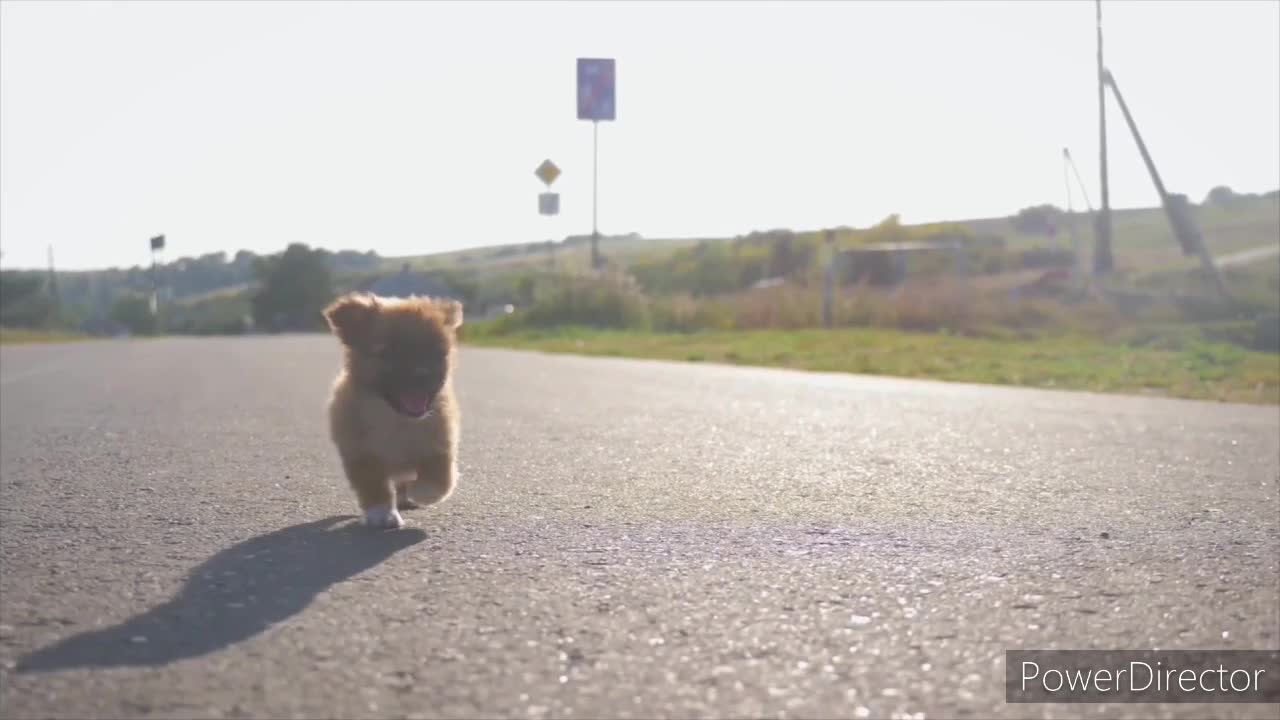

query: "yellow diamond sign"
xmin=535 ymin=159 xmax=561 ymax=186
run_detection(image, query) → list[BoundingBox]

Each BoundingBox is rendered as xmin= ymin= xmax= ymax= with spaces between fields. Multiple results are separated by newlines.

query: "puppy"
xmin=322 ymin=292 xmax=462 ymax=529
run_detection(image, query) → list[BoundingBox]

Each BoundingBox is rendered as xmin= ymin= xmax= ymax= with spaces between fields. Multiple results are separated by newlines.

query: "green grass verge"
xmin=465 ymin=326 xmax=1280 ymax=404
xmin=0 ymin=327 xmax=92 ymax=345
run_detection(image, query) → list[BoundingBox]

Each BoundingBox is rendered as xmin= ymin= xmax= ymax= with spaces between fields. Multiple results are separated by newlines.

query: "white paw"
xmin=362 ymin=505 xmax=405 ymax=529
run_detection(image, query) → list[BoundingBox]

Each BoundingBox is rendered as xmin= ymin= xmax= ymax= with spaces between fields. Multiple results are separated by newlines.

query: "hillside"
xmin=2 ymin=192 xmax=1276 ymax=338
xmin=385 ymin=194 xmax=1280 ymax=278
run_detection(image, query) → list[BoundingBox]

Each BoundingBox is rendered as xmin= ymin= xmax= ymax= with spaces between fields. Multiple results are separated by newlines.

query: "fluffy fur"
xmin=322 ymin=291 xmax=463 ymax=529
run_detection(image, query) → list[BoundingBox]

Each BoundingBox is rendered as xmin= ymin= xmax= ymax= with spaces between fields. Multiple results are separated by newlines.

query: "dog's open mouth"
xmin=395 ymin=390 xmax=433 ymax=418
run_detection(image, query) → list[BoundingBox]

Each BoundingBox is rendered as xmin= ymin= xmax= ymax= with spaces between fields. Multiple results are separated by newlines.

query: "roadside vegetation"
xmin=3 ymin=188 xmax=1277 ymax=401
xmin=0 ymin=328 xmax=92 ymax=345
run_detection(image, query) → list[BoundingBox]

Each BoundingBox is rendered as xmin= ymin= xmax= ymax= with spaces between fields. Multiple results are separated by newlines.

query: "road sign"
xmin=577 ymin=58 xmax=616 ymax=122
xmin=150 ymin=235 xmax=165 ymax=251
xmin=535 ymin=159 xmax=561 ymax=186
xmin=539 ymin=192 xmax=560 ymax=216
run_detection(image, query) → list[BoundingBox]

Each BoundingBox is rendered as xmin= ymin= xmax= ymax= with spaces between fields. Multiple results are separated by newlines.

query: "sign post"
xmin=535 ymin=160 xmax=561 ymax=268
xmin=577 ymin=58 xmax=615 ymax=270
xmin=149 ymin=234 xmax=166 ymax=323
xmin=535 ymin=158 xmax=561 ymax=217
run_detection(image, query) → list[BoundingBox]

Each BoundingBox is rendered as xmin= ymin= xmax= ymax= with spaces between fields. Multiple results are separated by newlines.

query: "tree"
xmin=1204 ymin=185 xmax=1237 ymax=207
xmin=1011 ymin=205 xmax=1065 ymax=236
xmin=110 ymin=293 xmax=157 ymax=335
xmin=768 ymin=233 xmax=796 ymax=277
xmin=0 ymin=271 xmax=54 ymax=328
xmin=249 ymin=243 xmax=335 ymax=332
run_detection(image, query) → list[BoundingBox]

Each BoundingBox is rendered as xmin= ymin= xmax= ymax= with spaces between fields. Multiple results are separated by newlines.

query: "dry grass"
xmin=0 ymin=327 xmax=93 ymax=345
xmin=657 ymin=279 xmax=1122 ymax=340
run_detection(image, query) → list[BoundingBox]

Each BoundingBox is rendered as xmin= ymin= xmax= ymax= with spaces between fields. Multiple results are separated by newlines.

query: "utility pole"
xmin=1103 ymin=69 xmax=1230 ymax=302
xmin=822 ymin=229 xmax=836 ymax=328
xmin=47 ymin=245 xmax=60 ymax=324
xmin=1094 ymin=0 xmax=1114 ymax=275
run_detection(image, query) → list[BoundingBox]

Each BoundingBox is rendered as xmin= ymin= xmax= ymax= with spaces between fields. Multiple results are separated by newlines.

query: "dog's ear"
xmin=323 ymin=292 xmax=380 ymax=348
xmin=438 ymin=299 xmax=463 ymax=330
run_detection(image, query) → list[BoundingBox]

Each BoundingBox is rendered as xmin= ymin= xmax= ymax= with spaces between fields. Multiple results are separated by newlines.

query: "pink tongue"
xmin=399 ymin=390 xmax=431 ymax=416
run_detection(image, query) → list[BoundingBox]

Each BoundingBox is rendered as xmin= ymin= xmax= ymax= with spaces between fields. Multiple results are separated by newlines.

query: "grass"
xmin=464 ymin=326 xmax=1280 ymax=404
xmin=0 ymin=327 xmax=92 ymax=345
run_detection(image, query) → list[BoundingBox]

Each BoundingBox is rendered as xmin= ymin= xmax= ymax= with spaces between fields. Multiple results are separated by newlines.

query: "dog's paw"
xmin=392 ymin=474 xmax=421 ymax=511
xmin=406 ymin=473 xmax=455 ymax=507
xmin=362 ymin=505 xmax=405 ymax=530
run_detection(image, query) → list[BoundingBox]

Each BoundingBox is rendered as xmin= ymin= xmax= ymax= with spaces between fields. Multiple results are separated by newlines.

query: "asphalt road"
xmin=1215 ymin=244 xmax=1280 ymax=268
xmin=1 ymin=336 xmax=1277 ymax=720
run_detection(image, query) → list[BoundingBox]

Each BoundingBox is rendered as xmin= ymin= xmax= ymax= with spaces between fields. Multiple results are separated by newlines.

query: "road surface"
xmin=1215 ymin=244 xmax=1280 ymax=268
xmin=1 ymin=336 xmax=1277 ymax=719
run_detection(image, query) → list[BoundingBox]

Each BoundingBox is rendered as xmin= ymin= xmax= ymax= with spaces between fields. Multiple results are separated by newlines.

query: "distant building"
xmin=364 ymin=264 xmax=460 ymax=300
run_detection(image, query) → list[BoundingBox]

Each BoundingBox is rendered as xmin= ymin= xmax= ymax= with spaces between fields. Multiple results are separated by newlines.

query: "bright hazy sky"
xmin=2 ymin=1 xmax=1277 ymax=271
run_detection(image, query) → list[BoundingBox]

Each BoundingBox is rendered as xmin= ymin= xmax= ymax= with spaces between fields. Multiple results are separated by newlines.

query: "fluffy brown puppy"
xmin=322 ymin=292 xmax=462 ymax=529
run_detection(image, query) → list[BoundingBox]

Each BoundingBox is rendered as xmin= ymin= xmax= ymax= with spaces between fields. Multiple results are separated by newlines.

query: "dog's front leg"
xmin=407 ymin=453 xmax=456 ymax=507
xmin=342 ymin=455 xmax=403 ymax=529
xmin=394 ymin=473 xmax=422 ymax=511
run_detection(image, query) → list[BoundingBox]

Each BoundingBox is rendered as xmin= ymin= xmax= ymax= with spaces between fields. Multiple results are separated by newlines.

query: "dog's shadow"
xmin=16 ymin=515 xmax=425 ymax=673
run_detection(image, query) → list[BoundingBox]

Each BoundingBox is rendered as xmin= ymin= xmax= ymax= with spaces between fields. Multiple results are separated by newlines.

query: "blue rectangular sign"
xmin=577 ymin=58 xmax=616 ymax=122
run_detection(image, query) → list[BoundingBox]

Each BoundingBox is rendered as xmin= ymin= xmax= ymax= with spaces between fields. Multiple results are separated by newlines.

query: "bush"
xmin=1254 ymin=313 xmax=1280 ymax=352
xmin=515 ymin=270 xmax=651 ymax=330
xmin=0 ymin=271 xmax=57 ymax=328
xmin=1018 ymin=248 xmax=1077 ymax=271
xmin=166 ymin=292 xmax=252 ymax=335
xmin=111 ymin=293 xmax=158 ymax=336
xmin=1011 ymin=204 xmax=1066 ymax=235
xmin=727 ymin=285 xmax=822 ymax=330
xmin=650 ymin=294 xmax=736 ymax=333
xmin=478 ymin=272 xmax=1133 ymax=341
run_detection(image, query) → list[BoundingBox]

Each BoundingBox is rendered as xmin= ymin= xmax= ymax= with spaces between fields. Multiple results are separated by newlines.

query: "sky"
xmin=1 ymin=0 xmax=1277 ymax=271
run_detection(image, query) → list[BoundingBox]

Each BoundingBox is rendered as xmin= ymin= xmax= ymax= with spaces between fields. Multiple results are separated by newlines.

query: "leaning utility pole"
xmin=1103 ymin=69 xmax=1230 ymax=301
xmin=1094 ymin=0 xmax=1114 ymax=275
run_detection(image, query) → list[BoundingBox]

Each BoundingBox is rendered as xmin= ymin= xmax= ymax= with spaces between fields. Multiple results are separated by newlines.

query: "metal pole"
xmin=1064 ymin=148 xmax=1085 ymax=284
xmin=1065 ymin=148 xmax=1094 ymax=211
xmin=150 ymin=246 xmax=159 ymax=322
xmin=591 ymin=119 xmax=601 ymax=270
xmin=47 ymin=245 xmax=60 ymax=325
xmin=1094 ymin=0 xmax=1114 ymax=275
xmin=822 ymin=230 xmax=834 ymax=328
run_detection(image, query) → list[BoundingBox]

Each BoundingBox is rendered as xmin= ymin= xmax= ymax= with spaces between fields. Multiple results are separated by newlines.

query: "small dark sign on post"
xmin=150 ymin=235 xmax=166 ymax=251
